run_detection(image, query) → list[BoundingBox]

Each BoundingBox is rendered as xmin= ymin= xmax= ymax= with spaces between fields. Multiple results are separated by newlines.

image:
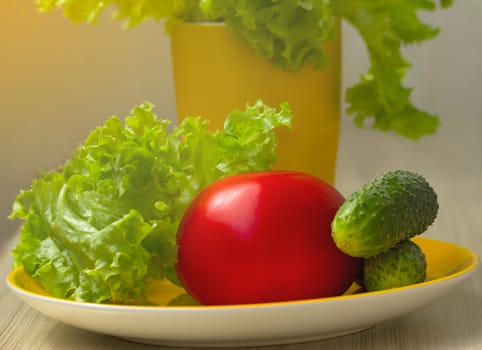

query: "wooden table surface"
xmin=1 ymin=176 xmax=481 ymax=350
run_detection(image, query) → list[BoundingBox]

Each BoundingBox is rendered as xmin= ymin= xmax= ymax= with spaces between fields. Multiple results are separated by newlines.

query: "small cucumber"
xmin=331 ymin=170 xmax=438 ymax=258
xmin=361 ymin=239 xmax=427 ymax=292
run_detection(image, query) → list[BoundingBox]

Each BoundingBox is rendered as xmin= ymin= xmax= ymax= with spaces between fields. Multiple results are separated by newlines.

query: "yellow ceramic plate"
xmin=7 ymin=237 xmax=479 ymax=347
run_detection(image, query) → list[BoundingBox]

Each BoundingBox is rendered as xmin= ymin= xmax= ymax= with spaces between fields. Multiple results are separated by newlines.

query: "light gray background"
xmin=1 ymin=1 xmax=481 ymax=243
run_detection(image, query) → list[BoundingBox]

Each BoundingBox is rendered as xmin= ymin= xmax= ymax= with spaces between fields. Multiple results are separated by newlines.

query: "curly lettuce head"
xmin=10 ymin=100 xmax=291 ymax=303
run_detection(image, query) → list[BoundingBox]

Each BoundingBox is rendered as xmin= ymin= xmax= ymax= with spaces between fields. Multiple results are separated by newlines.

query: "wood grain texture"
xmin=1 ymin=180 xmax=480 ymax=350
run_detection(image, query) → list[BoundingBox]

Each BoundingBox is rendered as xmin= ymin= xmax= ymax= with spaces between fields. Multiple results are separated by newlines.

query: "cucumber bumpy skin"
xmin=362 ymin=239 xmax=427 ymax=292
xmin=331 ymin=170 xmax=438 ymax=258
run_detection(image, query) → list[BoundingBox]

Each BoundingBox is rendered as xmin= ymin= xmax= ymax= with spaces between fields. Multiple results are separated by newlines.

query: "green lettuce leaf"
xmin=201 ymin=0 xmax=336 ymax=70
xmin=35 ymin=0 xmax=205 ymax=26
xmin=10 ymin=100 xmax=291 ymax=303
xmin=332 ymin=0 xmax=452 ymax=139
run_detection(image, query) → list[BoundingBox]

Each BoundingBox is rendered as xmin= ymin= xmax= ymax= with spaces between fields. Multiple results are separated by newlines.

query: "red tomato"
xmin=176 ymin=171 xmax=360 ymax=305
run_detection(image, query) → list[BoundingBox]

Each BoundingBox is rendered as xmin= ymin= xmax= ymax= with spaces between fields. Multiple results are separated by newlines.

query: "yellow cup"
xmin=171 ymin=22 xmax=341 ymax=185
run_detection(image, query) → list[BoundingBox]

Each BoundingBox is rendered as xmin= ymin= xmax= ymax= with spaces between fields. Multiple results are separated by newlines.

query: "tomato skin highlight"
xmin=176 ymin=171 xmax=361 ymax=305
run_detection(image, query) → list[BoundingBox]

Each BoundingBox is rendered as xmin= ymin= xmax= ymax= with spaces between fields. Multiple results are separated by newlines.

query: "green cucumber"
xmin=331 ymin=170 xmax=438 ymax=258
xmin=362 ymin=239 xmax=427 ymax=291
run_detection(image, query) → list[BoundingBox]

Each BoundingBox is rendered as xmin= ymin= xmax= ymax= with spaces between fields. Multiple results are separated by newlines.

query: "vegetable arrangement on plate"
xmin=9 ymin=102 xmax=439 ymax=305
